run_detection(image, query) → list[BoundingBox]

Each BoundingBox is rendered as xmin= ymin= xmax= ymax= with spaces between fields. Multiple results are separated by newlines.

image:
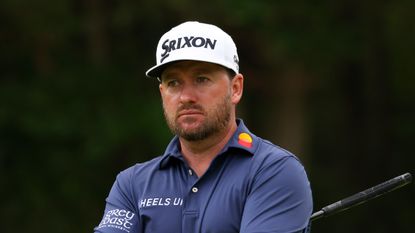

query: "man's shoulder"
xmin=254 ymin=137 xmax=298 ymax=161
xmin=248 ymin=136 xmax=305 ymax=173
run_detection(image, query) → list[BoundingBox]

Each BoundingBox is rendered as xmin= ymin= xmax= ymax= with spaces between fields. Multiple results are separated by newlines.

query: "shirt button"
xmin=188 ymin=169 xmax=193 ymax=176
xmin=192 ymin=187 xmax=198 ymax=193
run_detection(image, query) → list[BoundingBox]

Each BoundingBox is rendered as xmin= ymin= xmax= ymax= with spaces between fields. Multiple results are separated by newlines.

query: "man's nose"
xmin=179 ymin=83 xmax=197 ymax=103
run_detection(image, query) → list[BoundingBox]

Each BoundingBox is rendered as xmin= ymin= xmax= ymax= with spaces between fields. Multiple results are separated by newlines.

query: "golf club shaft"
xmin=310 ymin=172 xmax=412 ymax=222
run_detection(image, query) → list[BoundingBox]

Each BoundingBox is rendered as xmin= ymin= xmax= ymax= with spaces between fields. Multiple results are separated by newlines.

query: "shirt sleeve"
xmin=240 ymin=156 xmax=313 ymax=233
xmin=94 ymin=169 xmax=141 ymax=233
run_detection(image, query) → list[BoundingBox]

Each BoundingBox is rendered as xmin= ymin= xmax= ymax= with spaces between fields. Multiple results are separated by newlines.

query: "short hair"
xmin=226 ymin=68 xmax=237 ymax=80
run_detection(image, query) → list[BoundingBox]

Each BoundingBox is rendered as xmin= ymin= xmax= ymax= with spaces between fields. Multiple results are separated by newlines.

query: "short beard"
xmin=163 ymin=93 xmax=232 ymax=141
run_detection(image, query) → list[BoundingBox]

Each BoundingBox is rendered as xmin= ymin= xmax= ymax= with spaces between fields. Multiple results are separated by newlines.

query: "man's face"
xmin=159 ymin=61 xmax=241 ymax=141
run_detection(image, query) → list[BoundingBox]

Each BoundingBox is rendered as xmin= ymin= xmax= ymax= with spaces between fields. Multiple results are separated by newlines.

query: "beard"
xmin=163 ymin=92 xmax=232 ymax=141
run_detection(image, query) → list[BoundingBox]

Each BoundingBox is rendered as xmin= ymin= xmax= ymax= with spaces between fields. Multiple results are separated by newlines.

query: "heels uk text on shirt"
xmin=139 ymin=197 xmax=183 ymax=208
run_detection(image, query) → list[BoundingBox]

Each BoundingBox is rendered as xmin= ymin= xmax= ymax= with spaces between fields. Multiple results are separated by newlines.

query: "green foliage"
xmin=1 ymin=0 xmax=414 ymax=232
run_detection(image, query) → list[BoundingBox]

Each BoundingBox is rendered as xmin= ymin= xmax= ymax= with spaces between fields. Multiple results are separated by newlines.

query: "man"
xmin=94 ymin=21 xmax=313 ymax=233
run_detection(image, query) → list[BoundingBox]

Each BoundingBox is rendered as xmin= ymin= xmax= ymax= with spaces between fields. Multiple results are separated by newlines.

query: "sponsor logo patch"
xmin=96 ymin=209 xmax=135 ymax=233
xmin=160 ymin=36 xmax=217 ymax=63
xmin=139 ymin=197 xmax=183 ymax=208
xmin=238 ymin=133 xmax=253 ymax=148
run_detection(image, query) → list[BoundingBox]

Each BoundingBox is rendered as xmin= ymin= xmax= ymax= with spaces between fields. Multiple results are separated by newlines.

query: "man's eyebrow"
xmin=194 ymin=68 xmax=209 ymax=73
xmin=160 ymin=71 xmax=178 ymax=81
xmin=192 ymin=66 xmax=218 ymax=75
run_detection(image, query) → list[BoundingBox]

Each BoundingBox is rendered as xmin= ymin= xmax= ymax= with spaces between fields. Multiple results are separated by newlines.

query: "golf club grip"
xmin=311 ymin=172 xmax=412 ymax=221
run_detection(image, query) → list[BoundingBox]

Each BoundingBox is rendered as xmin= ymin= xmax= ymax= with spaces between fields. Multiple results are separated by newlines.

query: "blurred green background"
xmin=1 ymin=0 xmax=414 ymax=232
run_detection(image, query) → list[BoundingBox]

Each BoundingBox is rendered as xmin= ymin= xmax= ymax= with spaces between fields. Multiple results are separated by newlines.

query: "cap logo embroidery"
xmin=233 ymin=55 xmax=239 ymax=71
xmin=233 ymin=55 xmax=239 ymax=65
xmin=160 ymin=36 xmax=217 ymax=63
xmin=238 ymin=133 xmax=253 ymax=148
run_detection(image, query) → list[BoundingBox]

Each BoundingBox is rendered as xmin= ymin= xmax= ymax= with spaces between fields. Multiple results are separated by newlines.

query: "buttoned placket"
xmin=179 ymin=150 xmax=230 ymax=233
xmin=182 ymin=165 xmax=202 ymax=233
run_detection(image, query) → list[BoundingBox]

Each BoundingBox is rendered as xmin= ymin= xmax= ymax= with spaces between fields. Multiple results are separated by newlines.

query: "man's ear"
xmin=231 ymin=74 xmax=244 ymax=104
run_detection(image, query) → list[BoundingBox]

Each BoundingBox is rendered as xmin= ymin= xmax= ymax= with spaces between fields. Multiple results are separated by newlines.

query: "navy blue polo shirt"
xmin=94 ymin=119 xmax=313 ymax=233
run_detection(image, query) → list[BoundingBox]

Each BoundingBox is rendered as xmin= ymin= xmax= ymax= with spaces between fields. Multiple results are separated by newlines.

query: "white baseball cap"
xmin=146 ymin=21 xmax=239 ymax=78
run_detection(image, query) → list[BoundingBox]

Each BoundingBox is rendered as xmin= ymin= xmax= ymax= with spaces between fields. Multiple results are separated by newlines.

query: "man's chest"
xmin=136 ymin=157 xmax=252 ymax=233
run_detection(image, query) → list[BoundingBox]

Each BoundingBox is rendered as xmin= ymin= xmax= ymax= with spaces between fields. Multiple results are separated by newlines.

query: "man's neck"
xmin=179 ymin=119 xmax=238 ymax=177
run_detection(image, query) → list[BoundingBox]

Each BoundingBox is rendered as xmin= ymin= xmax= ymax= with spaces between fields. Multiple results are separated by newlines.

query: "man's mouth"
xmin=177 ymin=109 xmax=204 ymax=118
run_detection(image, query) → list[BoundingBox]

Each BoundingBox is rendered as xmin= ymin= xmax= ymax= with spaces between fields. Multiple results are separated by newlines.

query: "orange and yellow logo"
xmin=238 ymin=133 xmax=253 ymax=148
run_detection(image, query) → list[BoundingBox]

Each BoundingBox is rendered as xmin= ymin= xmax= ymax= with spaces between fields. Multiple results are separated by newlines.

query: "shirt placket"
xmin=182 ymin=167 xmax=201 ymax=233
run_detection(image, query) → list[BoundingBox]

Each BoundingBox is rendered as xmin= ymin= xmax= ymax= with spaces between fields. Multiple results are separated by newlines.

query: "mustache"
xmin=176 ymin=103 xmax=204 ymax=113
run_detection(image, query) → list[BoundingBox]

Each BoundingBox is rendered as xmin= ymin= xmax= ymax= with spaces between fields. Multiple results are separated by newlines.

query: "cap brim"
xmin=146 ymin=63 xmax=167 ymax=78
xmin=146 ymin=59 xmax=189 ymax=78
xmin=146 ymin=59 xmax=237 ymax=79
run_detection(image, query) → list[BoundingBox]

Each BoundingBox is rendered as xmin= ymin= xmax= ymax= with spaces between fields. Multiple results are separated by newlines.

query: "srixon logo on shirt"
xmin=160 ymin=36 xmax=217 ymax=63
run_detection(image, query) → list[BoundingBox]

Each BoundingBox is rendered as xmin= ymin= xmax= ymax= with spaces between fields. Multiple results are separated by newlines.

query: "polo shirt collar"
xmin=159 ymin=119 xmax=258 ymax=169
xmin=225 ymin=119 xmax=258 ymax=154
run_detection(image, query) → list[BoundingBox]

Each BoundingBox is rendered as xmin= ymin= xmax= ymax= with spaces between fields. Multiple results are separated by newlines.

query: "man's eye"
xmin=196 ymin=76 xmax=209 ymax=83
xmin=166 ymin=80 xmax=179 ymax=87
